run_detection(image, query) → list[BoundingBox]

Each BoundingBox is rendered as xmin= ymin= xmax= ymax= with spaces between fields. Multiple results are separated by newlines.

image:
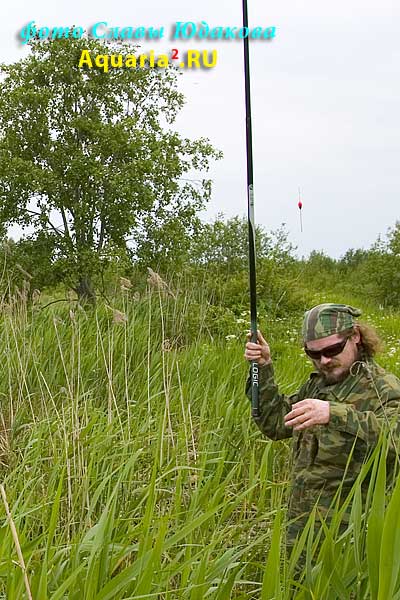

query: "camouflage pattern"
xmin=246 ymin=358 xmax=400 ymax=548
xmin=302 ymin=303 xmax=362 ymax=342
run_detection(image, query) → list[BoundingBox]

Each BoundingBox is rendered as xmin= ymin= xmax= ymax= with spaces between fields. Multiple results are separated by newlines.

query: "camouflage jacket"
xmin=246 ymin=358 xmax=400 ymax=544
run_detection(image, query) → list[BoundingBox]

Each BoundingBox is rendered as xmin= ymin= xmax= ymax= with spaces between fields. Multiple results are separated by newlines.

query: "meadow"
xmin=0 ymin=279 xmax=399 ymax=599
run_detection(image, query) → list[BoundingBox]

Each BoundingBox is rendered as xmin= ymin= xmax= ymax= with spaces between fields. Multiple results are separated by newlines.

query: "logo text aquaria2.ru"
xmin=78 ymin=48 xmax=218 ymax=70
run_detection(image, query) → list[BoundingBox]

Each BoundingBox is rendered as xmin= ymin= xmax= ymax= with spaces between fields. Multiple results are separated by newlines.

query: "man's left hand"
xmin=284 ymin=399 xmax=330 ymax=431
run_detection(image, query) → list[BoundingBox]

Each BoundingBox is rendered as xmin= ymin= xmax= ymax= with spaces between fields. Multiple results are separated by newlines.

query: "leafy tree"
xmin=356 ymin=225 xmax=400 ymax=307
xmin=339 ymin=248 xmax=370 ymax=270
xmin=129 ymin=212 xmax=203 ymax=272
xmin=4 ymin=233 xmax=60 ymax=290
xmin=331 ymin=225 xmax=400 ymax=307
xmin=166 ymin=215 xmax=300 ymax=316
xmin=387 ymin=221 xmax=400 ymax=256
xmin=0 ymin=38 xmax=220 ymax=301
xmin=188 ymin=215 xmax=296 ymax=270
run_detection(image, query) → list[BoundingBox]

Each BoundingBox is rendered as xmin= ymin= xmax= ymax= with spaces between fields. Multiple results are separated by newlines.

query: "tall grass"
xmin=0 ymin=283 xmax=398 ymax=598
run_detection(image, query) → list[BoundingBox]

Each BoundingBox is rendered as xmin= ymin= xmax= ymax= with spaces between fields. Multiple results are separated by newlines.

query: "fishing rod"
xmin=242 ymin=0 xmax=259 ymax=419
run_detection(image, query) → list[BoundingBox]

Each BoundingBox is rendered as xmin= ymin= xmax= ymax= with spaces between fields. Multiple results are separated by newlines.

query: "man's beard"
xmin=316 ymin=348 xmax=361 ymax=384
xmin=317 ymin=360 xmax=352 ymax=384
xmin=320 ymin=366 xmax=350 ymax=384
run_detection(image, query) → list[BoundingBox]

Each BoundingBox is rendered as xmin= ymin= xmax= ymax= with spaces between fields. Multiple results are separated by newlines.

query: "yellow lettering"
xmin=110 ymin=54 xmax=123 ymax=68
xmin=125 ymin=55 xmax=137 ymax=68
xmin=187 ymin=50 xmax=201 ymax=68
xmin=202 ymin=50 xmax=217 ymax=68
xmin=157 ymin=55 xmax=169 ymax=68
xmin=95 ymin=54 xmax=109 ymax=73
xmin=78 ymin=49 xmax=93 ymax=69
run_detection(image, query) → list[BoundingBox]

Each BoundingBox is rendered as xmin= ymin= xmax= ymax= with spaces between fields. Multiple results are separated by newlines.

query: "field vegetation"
xmin=0 ymin=232 xmax=400 ymax=598
xmin=1 ymin=36 xmax=400 ymax=600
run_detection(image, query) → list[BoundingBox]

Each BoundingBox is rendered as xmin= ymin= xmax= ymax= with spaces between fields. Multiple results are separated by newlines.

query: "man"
xmin=245 ymin=303 xmax=400 ymax=550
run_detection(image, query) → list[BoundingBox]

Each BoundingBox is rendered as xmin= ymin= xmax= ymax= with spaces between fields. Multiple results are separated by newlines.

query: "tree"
xmin=188 ymin=215 xmax=296 ymax=270
xmin=339 ymin=248 xmax=370 ymax=269
xmin=0 ymin=38 xmax=220 ymax=301
xmin=2 ymin=232 xmax=61 ymax=291
xmin=387 ymin=221 xmax=400 ymax=256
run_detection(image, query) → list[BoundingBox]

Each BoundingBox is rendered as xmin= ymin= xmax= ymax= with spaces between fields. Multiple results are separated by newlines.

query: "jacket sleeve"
xmin=328 ymin=377 xmax=400 ymax=455
xmin=245 ymin=362 xmax=301 ymax=441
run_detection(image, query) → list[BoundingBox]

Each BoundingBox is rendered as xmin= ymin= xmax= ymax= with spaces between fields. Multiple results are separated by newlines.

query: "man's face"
xmin=305 ymin=330 xmax=361 ymax=384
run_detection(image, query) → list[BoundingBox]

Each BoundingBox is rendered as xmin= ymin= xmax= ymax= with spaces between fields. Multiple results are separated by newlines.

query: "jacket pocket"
xmin=315 ymin=426 xmax=364 ymax=467
xmin=294 ymin=430 xmax=319 ymax=468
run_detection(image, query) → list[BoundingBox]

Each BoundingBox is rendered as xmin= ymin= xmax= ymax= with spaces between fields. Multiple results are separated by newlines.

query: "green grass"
xmin=0 ymin=286 xmax=398 ymax=598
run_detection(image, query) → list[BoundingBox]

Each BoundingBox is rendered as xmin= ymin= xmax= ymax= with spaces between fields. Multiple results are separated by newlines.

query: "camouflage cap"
xmin=302 ymin=303 xmax=362 ymax=342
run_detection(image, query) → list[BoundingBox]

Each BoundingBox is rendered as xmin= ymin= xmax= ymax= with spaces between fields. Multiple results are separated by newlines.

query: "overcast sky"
xmin=2 ymin=0 xmax=399 ymax=258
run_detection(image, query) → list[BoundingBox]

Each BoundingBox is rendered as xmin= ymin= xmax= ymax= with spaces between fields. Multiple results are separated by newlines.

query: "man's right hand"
xmin=244 ymin=330 xmax=272 ymax=366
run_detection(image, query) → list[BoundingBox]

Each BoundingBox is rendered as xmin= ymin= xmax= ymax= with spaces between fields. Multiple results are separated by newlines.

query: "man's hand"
xmin=244 ymin=330 xmax=272 ymax=366
xmin=284 ymin=399 xmax=330 ymax=431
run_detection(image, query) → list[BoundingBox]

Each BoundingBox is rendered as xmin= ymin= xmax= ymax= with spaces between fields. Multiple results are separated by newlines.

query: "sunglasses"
xmin=304 ymin=337 xmax=350 ymax=360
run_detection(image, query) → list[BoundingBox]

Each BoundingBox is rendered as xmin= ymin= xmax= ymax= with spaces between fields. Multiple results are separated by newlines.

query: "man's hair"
xmin=355 ymin=323 xmax=384 ymax=358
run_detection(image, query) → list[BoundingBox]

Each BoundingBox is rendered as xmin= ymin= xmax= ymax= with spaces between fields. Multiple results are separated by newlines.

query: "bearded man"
xmin=244 ymin=303 xmax=400 ymax=549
